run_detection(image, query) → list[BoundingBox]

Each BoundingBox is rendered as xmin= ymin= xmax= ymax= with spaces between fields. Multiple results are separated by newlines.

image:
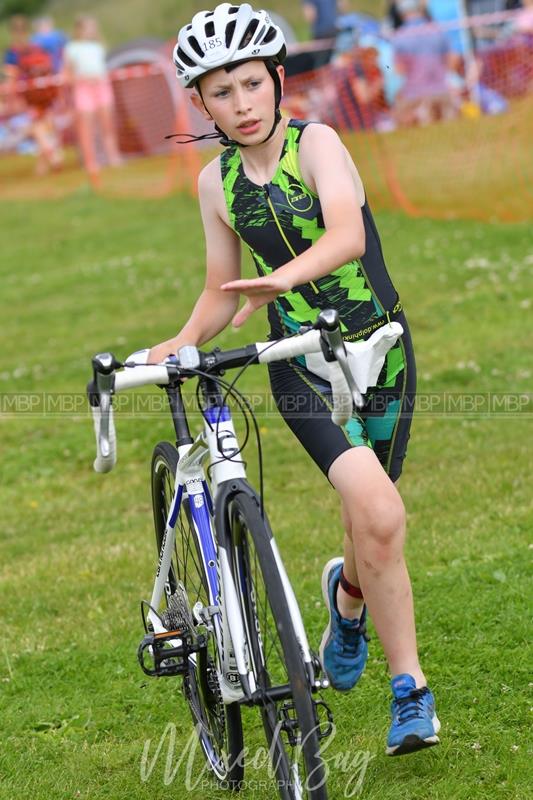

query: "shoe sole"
xmin=318 ymin=557 xmax=344 ymax=686
xmin=386 ymin=715 xmax=441 ymax=756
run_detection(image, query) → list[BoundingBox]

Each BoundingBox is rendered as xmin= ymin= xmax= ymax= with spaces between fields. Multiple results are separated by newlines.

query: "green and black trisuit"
xmin=220 ymin=119 xmax=416 ymax=481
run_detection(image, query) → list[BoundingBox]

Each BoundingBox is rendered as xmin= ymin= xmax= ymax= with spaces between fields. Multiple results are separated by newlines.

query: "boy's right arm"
xmin=148 ymin=159 xmax=242 ymax=363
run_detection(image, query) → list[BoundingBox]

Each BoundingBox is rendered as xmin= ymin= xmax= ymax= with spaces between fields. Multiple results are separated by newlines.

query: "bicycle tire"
xmin=151 ymin=442 xmax=244 ymax=789
xmin=224 ymin=489 xmax=328 ymax=799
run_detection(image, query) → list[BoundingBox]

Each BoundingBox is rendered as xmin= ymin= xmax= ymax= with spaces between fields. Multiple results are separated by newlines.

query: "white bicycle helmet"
xmin=173 ymin=3 xmax=286 ymax=89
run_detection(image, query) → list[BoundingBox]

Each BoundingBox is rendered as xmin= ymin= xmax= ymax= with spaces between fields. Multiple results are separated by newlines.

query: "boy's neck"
xmin=238 ymin=118 xmax=289 ymax=186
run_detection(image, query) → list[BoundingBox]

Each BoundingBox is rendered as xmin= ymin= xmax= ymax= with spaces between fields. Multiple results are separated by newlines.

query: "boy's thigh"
xmin=268 ymin=360 xmax=414 ymax=484
xmin=268 ymin=359 xmax=368 ymax=478
xmin=362 ymin=366 xmax=416 ymax=483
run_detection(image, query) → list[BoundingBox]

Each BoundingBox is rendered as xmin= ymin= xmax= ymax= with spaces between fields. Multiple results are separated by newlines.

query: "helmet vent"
xmin=253 ymin=23 xmax=266 ymax=44
xmin=188 ymin=36 xmax=204 ymax=59
xmin=263 ymin=26 xmax=277 ymax=44
xmin=225 ymin=19 xmax=236 ymax=47
xmin=228 ymin=6 xmax=239 ymax=13
xmin=239 ymin=18 xmax=259 ymax=49
xmin=205 ymin=20 xmax=215 ymax=38
xmin=177 ymin=46 xmax=195 ymax=67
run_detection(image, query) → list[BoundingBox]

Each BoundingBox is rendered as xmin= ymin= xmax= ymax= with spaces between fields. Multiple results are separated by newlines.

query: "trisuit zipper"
xmin=264 ymin=184 xmax=319 ymax=294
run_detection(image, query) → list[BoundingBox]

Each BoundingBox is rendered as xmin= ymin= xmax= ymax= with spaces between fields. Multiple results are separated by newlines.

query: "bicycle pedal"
xmin=137 ymin=629 xmax=207 ymax=678
xmin=278 ymin=701 xmax=301 ymax=748
xmin=314 ymin=699 xmax=335 ymax=740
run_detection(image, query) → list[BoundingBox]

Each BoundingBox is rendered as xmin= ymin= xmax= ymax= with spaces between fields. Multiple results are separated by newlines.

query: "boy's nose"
xmin=233 ymin=87 xmax=251 ymax=114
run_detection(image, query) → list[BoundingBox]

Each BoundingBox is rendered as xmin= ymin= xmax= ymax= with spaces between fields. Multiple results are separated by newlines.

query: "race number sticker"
xmin=203 ymin=36 xmax=223 ymax=52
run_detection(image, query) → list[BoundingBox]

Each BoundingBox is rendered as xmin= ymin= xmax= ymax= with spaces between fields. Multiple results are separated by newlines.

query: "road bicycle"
xmin=88 ymin=309 xmax=401 ymax=799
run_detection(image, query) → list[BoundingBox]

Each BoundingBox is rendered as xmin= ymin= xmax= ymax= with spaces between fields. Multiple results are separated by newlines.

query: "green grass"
xmin=0 ymin=188 xmax=532 ymax=800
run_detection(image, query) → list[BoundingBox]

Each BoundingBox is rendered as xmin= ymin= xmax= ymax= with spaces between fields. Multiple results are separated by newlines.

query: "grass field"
xmin=0 ymin=183 xmax=531 ymax=800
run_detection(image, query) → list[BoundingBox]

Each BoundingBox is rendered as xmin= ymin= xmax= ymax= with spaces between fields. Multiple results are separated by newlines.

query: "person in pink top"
xmin=63 ymin=15 xmax=122 ymax=180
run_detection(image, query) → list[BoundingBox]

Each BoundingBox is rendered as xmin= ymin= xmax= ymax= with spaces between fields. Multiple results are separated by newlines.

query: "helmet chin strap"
xmin=213 ymin=109 xmax=282 ymax=148
xmin=200 ymin=60 xmax=283 ymax=148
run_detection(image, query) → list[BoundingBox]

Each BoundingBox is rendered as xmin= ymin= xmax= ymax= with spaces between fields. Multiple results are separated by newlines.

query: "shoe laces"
xmin=334 ymin=616 xmax=367 ymax=656
xmin=394 ymin=687 xmax=430 ymax=723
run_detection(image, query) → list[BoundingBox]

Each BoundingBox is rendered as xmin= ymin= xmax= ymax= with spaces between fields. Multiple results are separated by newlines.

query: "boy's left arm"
xmin=222 ymin=124 xmax=366 ymax=328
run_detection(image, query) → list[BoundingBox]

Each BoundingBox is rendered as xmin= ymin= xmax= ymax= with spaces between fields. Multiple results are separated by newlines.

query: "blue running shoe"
xmin=319 ymin=558 xmax=369 ymax=692
xmin=386 ymin=673 xmax=441 ymax=756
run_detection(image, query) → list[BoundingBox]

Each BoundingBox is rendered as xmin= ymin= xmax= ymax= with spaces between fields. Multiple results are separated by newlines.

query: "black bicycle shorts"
xmin=268 ymin=314 xmax=417 ymax=483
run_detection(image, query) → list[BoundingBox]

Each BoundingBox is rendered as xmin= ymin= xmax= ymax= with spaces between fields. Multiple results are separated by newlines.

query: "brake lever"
xmin=91 ymin=352 xmax=121 ymax=458
xmin=316 ymin=310 xmax=364 ymax=409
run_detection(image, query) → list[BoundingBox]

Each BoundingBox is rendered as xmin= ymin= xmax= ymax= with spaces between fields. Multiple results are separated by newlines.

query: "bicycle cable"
xmin=184 ymin=333 xmax=298 ymax=518
xmin=206 ymin=335 xmax=302 ymax=518
xmin=184 ymin=366 xmax=265 ymax=512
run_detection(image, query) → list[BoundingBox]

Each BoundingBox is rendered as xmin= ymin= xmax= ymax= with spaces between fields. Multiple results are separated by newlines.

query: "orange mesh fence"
xmin=0 ymin=10 xmax=531 ymax=220
xmin=282 ymin=10 xmax=533 ymax=222
xmin=0 ymin=60 xmax=203 ymax=199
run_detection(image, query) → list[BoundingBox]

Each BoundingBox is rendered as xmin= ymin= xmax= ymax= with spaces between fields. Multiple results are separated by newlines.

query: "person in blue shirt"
xmin=426 ymin=0 xmax=471 ymax=63
xmin=302 ymin=0 xmax=338 ymax=39
xmin=31 ymin=16 xmax=68 ymax=73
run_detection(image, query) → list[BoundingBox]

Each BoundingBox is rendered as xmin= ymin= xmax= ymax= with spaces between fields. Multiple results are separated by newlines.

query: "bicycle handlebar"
xmin=88 ymin=309 xmax=360 ymax=473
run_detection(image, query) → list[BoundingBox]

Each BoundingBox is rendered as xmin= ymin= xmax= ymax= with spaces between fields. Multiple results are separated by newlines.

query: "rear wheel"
xmin=226 ymin=490 xmax=328 ymax=799
xmin=151 ymin=442 xmax=243 ymax=788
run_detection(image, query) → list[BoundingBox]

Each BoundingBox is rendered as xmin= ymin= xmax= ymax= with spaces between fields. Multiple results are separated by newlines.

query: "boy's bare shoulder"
xmin=197 ymin=154 xmax=231 ymax=225
xmin=198 ymin=154 xmax=223 ymax=193
xmin=299 ymin=121 xmax=365 ymax=204
xmin=300 ymin=122 xmax=343 ymax=148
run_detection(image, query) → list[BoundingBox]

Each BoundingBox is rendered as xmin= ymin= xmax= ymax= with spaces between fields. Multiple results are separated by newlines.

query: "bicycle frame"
xmin=147 ymin=386 xmax=317 ymax=705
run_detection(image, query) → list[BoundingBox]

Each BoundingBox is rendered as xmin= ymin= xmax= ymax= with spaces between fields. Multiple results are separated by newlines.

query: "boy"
xmin=149 ymin=2 xmax=440 ymax=756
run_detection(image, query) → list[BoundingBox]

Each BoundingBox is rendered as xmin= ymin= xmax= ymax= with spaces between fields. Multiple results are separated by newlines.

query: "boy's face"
xmin=191 ymin=60 xmax=284 ymax=146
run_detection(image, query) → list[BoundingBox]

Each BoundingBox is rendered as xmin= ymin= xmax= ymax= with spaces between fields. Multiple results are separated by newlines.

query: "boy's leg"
xmin=328 ymin=446 xmax=440 ymax=755
xmin=328 ymin=445 xmax=425 ymax=685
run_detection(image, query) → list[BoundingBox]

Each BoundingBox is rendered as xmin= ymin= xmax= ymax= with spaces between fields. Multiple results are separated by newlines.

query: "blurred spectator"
xmin=466 ymin=0 xmax=511 ymax=49
xmin=334 ymin=0 xmax=380 ymax=53
xmin=31 ymin=16 xmax=68 ymax=72
xmin=2 ymin=14 xmax=63 ymax=174
xmin=514 ymin=0 xmax=533 ymax=32
xmin=393 ymin=0 xmax=456 ymax=126
xmin=302 ymin=0 xmax=338 ymax=39
xmin=385 ymin=0 xmax=430 ymax=29
xmin=63 ymin=15 xmax=122 ymax=180
xmin=426 ymin=0 xmax=471 ymax=67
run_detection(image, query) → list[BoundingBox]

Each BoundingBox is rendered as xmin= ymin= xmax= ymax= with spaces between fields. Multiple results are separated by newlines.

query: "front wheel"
xmin=226 ymin=490 xmax=328 ymax=799
xmin=151 ymin=442 xmax=244 ymax=789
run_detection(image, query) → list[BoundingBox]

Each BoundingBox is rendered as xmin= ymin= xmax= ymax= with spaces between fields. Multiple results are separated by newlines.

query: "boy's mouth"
xmin=237 ymin=119 xmax=261 ymax=134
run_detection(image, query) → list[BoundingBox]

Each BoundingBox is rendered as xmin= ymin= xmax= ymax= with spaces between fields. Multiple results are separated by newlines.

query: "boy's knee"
xmin=354 ymin=495 xmax=406 ymax=551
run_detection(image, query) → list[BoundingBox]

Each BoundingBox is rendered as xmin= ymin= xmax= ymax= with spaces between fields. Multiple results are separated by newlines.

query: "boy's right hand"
xmin=147 ymin=337 xmax=181 ymax=364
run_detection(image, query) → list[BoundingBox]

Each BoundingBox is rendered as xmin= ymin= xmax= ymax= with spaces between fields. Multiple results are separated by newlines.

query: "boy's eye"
xmin=214 ymin=89 xmax=229 ymax=98
xmin=249 ymin=80 xmax=262 ymax=89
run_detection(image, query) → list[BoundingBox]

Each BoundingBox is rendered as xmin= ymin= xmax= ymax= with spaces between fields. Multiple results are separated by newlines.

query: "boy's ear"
xmin=276 ymin=63 xmax=285 ymax=96
xmin=190 ymin=91 xmax=212 ymax=120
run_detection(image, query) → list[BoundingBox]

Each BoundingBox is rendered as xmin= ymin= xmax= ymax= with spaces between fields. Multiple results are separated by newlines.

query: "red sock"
xmin=339 ymin=568 xmax=364 ymax=600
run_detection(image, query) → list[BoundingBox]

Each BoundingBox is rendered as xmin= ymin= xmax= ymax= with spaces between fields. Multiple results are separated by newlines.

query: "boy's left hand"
xmin=221 ymin=275 xmax=289 ymax=328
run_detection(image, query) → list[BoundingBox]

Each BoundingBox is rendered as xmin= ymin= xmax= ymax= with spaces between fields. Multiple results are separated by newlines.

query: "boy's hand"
xmin=221 ymin=275 xmax=290 ymax=328
xmin=147 ymin=337 xmax=180 ymax=364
